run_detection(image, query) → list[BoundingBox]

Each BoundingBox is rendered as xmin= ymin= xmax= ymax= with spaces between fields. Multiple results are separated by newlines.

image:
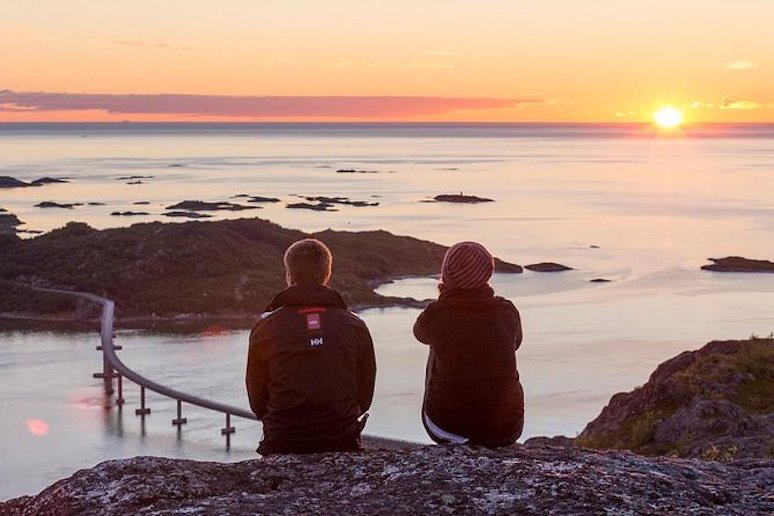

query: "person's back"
xmin=414 ymin=241 xmax=524 ymax=447
xmin=246 ymin=239 xmax=376 ymax=454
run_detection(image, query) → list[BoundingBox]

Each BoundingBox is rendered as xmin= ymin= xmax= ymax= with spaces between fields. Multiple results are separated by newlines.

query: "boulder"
xmin=3 ymin=446 xmax=771 ymax=514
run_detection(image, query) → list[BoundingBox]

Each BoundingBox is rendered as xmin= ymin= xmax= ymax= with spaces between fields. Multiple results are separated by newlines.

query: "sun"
xmin=652 ymin=106 xmax=684 ymax=129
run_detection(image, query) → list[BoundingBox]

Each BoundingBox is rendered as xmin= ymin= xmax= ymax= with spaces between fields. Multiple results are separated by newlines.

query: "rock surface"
xmin=701 ymin=256 xmax=774 ymax=273
xmin=576 ymin=338 xmax=774 ymax=459
xmin=3 ymin=446 xmax=771 ymax=515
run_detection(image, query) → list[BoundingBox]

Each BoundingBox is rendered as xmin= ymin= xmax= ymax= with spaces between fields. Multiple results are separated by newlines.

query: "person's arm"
xmin=412 ymin=305 xmax=435 ymax=345
xmin=356 ymin=324 xmax=377 ymax=414
xmin=513 ymin=306 xmax=523 ymax=351
xmin=245 ymin=325 xmax=270 ymax=418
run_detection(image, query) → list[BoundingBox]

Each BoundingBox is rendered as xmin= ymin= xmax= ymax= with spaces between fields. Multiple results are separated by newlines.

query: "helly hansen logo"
xmin=310 ymin=337 xmax=324 ymax=347
xmin=306 ymin=313 xmax=321 ymax=331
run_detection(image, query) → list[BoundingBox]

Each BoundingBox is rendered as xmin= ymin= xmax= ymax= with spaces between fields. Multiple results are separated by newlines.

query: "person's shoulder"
xmin=494 ymin=296 xmax=520 ymax=314
xmin=341 ymin=308 xmax=370 ymax=328
xmin=249 ymin=307 xmax=287 ymax=342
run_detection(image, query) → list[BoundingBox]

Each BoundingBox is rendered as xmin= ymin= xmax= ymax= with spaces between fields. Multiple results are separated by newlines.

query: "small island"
xmin=0 ymin=176 xmax=69 ymax=188
xmin=701 ymin=256 xmax=774 ymax=273
xmin=34 ymin=201 xmax=79 ymax=209
xmin=165 ymin=200 xmax=259 ymax=212
xmin=524 ymin=262 xmax=573 ymax=272
xmin=430 ymin=194 xmax=495 ymax=203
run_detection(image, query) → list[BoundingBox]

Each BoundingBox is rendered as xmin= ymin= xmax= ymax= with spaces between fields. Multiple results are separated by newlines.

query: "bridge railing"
xmin=39 ymin=288 xmax=413 ymax=450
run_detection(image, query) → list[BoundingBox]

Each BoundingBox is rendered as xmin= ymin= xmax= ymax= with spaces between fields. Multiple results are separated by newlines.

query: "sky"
xmin=1 ymin=0 xmax=773 ymax=122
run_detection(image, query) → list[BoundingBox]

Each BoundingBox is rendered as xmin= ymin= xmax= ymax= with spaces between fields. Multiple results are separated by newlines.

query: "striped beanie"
xmin=441 ymin=241 xmax=494 ymax=290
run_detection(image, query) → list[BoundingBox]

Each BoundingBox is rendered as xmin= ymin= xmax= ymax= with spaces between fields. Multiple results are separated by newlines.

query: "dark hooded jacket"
xmin=246 ymin=285 xmax=376 ymax=450
xmin=414 ymin=285 xmax=524 ymax=446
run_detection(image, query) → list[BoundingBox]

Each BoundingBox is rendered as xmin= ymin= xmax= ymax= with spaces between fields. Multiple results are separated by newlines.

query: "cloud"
xmin=725 ymin=61 xmax=758 ymax=70
xmin=0 ymin=90 xmax=543 ymax=118
xmin=688 ymin=98 xmax=774 ymax=111
xmin=720 ymin=98 xmax=770 ymax=110
xmin=366 ymin=61 xmax=455 ymax=70
xmin=114 ymin=39 xmax=194 ymax=52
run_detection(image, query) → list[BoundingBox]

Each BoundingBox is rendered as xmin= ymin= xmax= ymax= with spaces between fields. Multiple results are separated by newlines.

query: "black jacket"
xmin=414 ymin=286 xmax=524 ymax=445
xmin=246 ymin=285 xmax=376 ymax=445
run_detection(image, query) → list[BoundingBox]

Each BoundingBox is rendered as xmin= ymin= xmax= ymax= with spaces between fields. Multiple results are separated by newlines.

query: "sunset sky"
xmin=2 ymin=0 xmax=773 ymax=122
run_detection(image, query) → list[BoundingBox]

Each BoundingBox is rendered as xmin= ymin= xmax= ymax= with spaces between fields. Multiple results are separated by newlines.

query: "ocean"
xmin=1 ymin=122 xmax=773 ymax=500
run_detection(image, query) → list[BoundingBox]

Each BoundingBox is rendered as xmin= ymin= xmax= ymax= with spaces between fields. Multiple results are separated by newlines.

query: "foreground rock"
xmin=702 ymin=256 xmax=774 ymax=273
xmin=576 ymin=338 xmax=774 ymax=459
xmin=0 ymin=218 xmax=521 ymax=323
xmin=3 ymin=446 xmax=771 ymax=515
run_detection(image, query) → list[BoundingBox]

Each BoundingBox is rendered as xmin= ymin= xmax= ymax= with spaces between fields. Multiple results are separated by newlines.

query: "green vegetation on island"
xmin=0 ymin=218 xmax=521 ymax=324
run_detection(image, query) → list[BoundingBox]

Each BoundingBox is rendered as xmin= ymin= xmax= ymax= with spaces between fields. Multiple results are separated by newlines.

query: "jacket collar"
xmin=438 ymin=285 xmax=495 ymax=304
xmin=265 ymin=284 xmax=347 ymax=311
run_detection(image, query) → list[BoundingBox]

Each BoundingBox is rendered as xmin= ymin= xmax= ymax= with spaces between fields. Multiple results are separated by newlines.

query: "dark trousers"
xmin=257 ymin=434 xmax=361 ymax=455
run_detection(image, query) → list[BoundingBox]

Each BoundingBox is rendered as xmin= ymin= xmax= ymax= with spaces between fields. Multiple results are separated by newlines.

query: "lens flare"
xmin=25 ymin=418 xmax=50 ymax=437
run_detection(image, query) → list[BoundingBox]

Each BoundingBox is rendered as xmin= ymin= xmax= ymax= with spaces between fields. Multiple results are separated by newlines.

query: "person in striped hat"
xmin=414 ymin=241 xmax=524 ymax=447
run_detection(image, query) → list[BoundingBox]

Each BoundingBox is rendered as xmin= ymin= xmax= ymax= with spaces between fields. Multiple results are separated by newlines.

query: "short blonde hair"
xmin=284 ymin=238 xmax=332 ymax=286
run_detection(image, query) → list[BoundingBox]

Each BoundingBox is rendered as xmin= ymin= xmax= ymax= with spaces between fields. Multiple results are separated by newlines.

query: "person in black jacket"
xmin=246 ymin=238 xmax=376 ymax=455
xmin=414 ymin=241 xmax=524 ymax=447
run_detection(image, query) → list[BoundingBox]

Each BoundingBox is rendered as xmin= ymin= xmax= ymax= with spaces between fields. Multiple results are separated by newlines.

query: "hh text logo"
xmin=310 ymin=337 xmax=324 ymax=347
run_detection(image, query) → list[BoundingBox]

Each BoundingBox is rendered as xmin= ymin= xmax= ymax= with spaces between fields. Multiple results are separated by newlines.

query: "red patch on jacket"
xmin=306 ymin=313 xmax=321 ymax=331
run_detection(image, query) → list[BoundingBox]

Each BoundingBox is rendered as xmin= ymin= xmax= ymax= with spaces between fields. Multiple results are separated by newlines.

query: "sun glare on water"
xmin=652 ymin=106 xmax=684 ymax=129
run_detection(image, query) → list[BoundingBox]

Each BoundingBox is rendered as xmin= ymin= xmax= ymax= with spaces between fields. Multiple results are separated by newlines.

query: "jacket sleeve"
xmin=513 ymin=306 xmax=523 ymax=351
xmin=356 ymin=323 xmax=377 ymax=414
xmin=412 ymin=305 xmax=434 ymax=345
xmin=245 ymin=324 xmax=270 ymax=418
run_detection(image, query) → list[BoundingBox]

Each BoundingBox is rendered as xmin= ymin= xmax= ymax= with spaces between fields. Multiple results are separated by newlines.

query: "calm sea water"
xmin=1 ymin=123 xmax=773 ymax=500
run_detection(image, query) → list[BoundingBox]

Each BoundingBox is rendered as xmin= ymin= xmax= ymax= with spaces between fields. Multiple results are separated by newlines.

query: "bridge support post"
xmin=221 ymin=413 xmax=236 ymax=448
xmin=116 ymin=374 xmax=124 ymax=407
xmin=172 ymin=400 xmax=188 ymax=426
xmin=135 ymin=386 xmax=151 ymax=416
